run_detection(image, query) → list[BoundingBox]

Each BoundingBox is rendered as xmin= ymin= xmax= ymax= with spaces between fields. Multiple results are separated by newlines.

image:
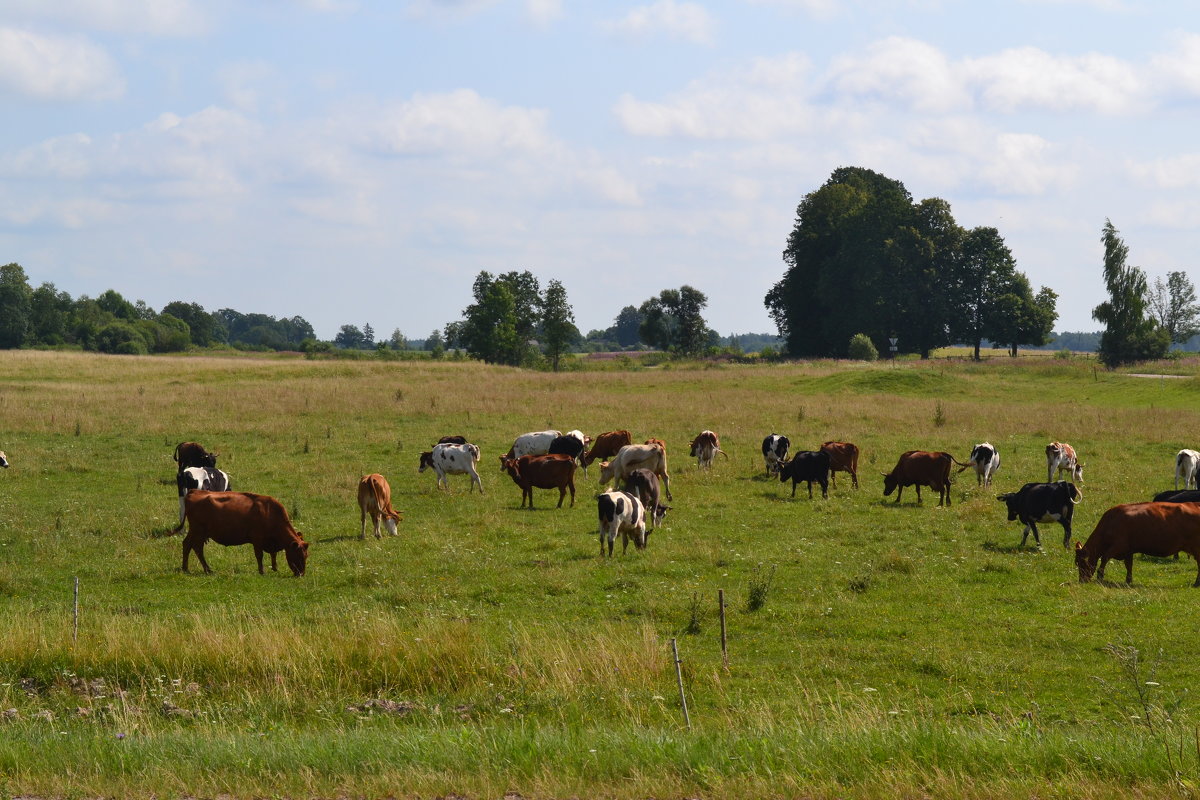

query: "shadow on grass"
xmin=148 ymin=526 xmax=180 ymax=539
xmin=315 ymin=533 xmax=365 ymax=544
xmin=982 ymin=540 xmax=1043 ymax=554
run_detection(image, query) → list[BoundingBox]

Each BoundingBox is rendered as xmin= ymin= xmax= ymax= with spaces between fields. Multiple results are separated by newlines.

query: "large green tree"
xmin=454 ymin=271 xmax=541 ymax=366
xmin=0 ymin=263 xmax=33 ymax=348
xmin=1092 ymin=219 xmax=1169 ymax=367
xmin=540 ymin=279 xmax=578 ymax=371
xmin=638 ymin=285 xmax=711 ymax=356
xmin=948 ymin=226 xmax=1017 ymax=361
xmin=989 ymin=278 xmax=1058 ymax=356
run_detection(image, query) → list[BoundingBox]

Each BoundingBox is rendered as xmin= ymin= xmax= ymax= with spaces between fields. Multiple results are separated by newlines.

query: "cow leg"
xmin=556 ymin=486 xmax=566 ymax=508
xmin=255 ymin=546 xmax=266 ymax=575
xmin=175 ymin=495 xmax=187 ymax=532
xmin=568 ymin=479 xmax=575 ymax=507
xmin=915 ymin=485 xmax=922 ymax=504
xmin=373 ymin=512 xmax=383 ymax=539
xmin=660 ymin=473 xmax=672 ymax=501
xmin=1124 ymin=557 xmax=1134 ymax=585
xmin=829 ymin=472 xmax=838 ymax=490
xmin=1097 ymin=557 xmax=1109 ymax=582
xmin=820 ymin=477 xmax=828 ymax=499
xmin=360 ymin=507 xmax=367 ymax=540
xmin=807 ymin=481 xmax=813 ymax=500
xmin=894 ymin=486 xmax=903 ymax=504
xmin=851 ymin=469 xmax=858 ymax=489
xmin=469 ymin=467 xmax=482 ymax=494
xmin=621 ymin=531 xmax=629 ymax=554
xmin=791 ymin=480 xmax=798 ymax=499
xmin=1193 ymin=558 xmax=1200 ymax=587
xmin=1060 ymin=521 xmax=1071 ymax=549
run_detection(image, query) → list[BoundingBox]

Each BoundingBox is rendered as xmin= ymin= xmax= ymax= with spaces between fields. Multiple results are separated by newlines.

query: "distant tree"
xmin=96 ymin=289 xmax=138 ymax=321
xmin=612 ymin=305 xmax=643 ymax=347
xmin=0 ymin=263 xmax=33 ymax=348
xmin=334 ymin=324 xmax=366 ymax=350
xmin=29 ymin=282 xmax=73 ymax=346
xmin=389 ymin=328 xmax=409 ymax=350
xmin=162 ymin=301 xmax=219 ymax=347
xmin=426 ymin=328 xmax=445 ymax=358
xmin=362 ymin=323 xmax=375 ymax=349
xmin=541 ymin=279 xmax=578 ymax=371
xmin=948 ymin=226 xmax=1017 ymax=361
xmin=639 ymin=285 xmax=710 ymax=356
xmin=1092 ymin=219 xmax=1170 ymax=366
xmin=455 ymin=271 xmax=541 ymax=366
xmin=1148 ymin=271 xmax=1200 ymax=347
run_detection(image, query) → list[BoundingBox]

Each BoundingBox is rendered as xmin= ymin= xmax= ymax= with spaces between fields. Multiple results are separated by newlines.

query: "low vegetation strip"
xmin=1 ymin=351 xmax=1200 ymax=797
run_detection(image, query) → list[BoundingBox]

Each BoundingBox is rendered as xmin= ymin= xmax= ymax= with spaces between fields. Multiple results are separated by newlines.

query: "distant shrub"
xmin=848 ymin=333 xmax=879 ymax=361
xmin=1054 ymin=348 xmax=1072 ymax=360
xmin=746 ymin=564 xmax=776 ymax=612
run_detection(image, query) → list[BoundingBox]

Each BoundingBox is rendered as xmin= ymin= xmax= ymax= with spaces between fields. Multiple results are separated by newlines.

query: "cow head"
xmin=598 ymin=461 xmax=616 ymax=485
xmin=501 ymin=458 xmax=522 ymax=481
xmin=996 ymin=492 xmax=1020 ymax=521
xmin=652 ymin=504 xmax=670 ymax=528
xmin=0 ymin=451 xmax=8 ymax=468
xmin=286 ymin=539 xmax=309 ymax=577
xmin=1074 ymin=541 xmax=1096 ymax=582
xmin=417 ymin=452 xmax=434 ymax=472
xmin=882 ymin=471 xmax=898 ymax=497
xmin=1073 ymin=463 xmax=1085 ymax=482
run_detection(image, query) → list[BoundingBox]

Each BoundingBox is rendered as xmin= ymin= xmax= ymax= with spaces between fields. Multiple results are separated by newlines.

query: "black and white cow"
xmin=962 ymin=442 xmax=1000 ymax=487
xmin=996 ymin=481 xmax=1081 ymax=548
xmin=621 ymin=468 xmax=669 ymax=528
xmin=761 ymin=434 xmax=790 ymax=476
xmin=419 ymin=442 xmax=484 ymax=493
xmin=596 ymin=489 xmax=647 ymax=557
xmin=0 ymin=450 xmax=8 ymax=469
xmin=174 ymin=466 xmax=232 ymax=531
xmin=549 ymin=430 xmax=590 ymax=475
xmin=778 ymin=450 xmax=830 ymax=499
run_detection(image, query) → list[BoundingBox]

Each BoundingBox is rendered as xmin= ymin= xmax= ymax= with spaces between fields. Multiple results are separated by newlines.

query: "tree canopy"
xmin=1092 ymin=219 xmax=1169 ymax=366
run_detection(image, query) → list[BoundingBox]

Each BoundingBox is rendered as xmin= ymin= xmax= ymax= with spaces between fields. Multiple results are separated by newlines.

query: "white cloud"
xmin=1150 ymin=32 xmax=1200 ymax=98
xmin=1127 ymin=153 xmax=1200 ymax=190
xmin=364 ymin=89 xmax=553 ymax=157
xmin=0 ymin=0 xmax=208 ymax=35
xmin=614 ymin=53 xmax=814 ymax=138
xmin=826 ymin=37 xmax=970 ymax=113
xmin=965 ymin=47 xmax=1145 ymax=114
xmin=0 ymin=27 xmax=124 ymax=101
xmin=740 ymin=0 xmax=839 ymax=18
xmin=526 ymin=0 xmax=562 ymax=25
xmin=606 ymin=0 xmax=715 ymax=44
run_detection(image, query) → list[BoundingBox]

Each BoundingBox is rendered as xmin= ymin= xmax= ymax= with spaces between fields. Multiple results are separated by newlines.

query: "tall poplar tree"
xmin=1092 ymin=219 xmax=1169 ymax=367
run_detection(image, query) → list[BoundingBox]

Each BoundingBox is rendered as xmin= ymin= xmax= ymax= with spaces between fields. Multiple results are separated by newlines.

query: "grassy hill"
xmin=1 ymin=350 xmax=1199 ymax=798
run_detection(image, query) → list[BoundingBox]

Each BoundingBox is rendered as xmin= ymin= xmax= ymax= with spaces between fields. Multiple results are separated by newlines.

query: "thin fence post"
xmin=671 ymin=637 xmax=691 ymax=730
xmin=718 ymin=589 xmax=728 ymax=669
xmin=72 ymin=577 xmax=79 ymax=646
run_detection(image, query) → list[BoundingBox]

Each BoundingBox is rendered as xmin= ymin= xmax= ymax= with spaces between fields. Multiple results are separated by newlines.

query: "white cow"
xmin=1046 ymin=441 xmax=1083 ymax=483
xmin=598 ymin=443 xmax=672 ymax=501
xmin=1176 ymin=449 xmax=1200 ymax=490
xmin=962 ymin=442 xmax=1000 ymax=487
xmin=420 ymin=442 xmax=483 ymax=493
xmin=597 ymin=489 xmax=647 ymax=557
xmin=761 ymin=434 xmax=790 ymax=476
xmin=499 ymin=429 xmax=561 ymax=470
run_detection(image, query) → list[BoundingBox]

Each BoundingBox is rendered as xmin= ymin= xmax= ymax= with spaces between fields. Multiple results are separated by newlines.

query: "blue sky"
xmin=1 ymin=0 xmax=1197 ymax=341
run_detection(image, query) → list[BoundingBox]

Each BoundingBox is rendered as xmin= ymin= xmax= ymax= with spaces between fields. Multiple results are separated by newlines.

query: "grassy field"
xmin=2 ymin=350 xmax=1200 ymax=798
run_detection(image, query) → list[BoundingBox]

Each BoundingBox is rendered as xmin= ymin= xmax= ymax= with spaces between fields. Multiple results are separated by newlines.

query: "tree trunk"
xmin=973 ymin=339 xmax=981 ymax=361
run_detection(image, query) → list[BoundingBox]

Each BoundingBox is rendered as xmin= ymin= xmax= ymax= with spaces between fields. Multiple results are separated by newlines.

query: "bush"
xmin=848 ymin=333 xmax=879 ymax=361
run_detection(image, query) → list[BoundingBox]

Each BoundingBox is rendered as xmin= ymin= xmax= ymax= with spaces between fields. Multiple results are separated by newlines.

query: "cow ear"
xmin=880 ymin=471 xmax=888 ymax=477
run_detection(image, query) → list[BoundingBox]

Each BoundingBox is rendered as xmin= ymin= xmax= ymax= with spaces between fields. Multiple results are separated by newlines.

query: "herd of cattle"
xmin=9 ymin=430 xmax=1190 ymax=585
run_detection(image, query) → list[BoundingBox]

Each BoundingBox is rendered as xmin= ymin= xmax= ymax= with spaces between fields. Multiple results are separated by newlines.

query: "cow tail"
xmin=949 ymin=456 xmax=973 ymax=469
xmin=172 ymin=442 xmax=182 ymax=464
xmin=717 ymin=448 xmax=729 ymax=460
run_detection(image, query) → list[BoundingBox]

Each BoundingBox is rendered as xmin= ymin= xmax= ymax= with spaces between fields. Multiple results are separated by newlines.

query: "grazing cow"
xmin=622 ymin=468 xmax=669 ymax=528
xmin=581 ymin=430 xmax=633 ymax=469
xmin=689 ymin=430 xmax=728 ymax=470
xmin=1175 ymin=449 xmax=1200 ymax=490
xmin=502 ymin=453 xmax=576 ymax=508
xmin=962 ymin=442 xmax=1001 ymax=487
xmin=820 ymin=441 xmax=860 ymax=489
xmin=0 ymin=451 xmax=8 ymax=469
xmin=173 ymin=441 xmax=218 ymax=470
xmin=181 ymin=490 xmax=308 ymax=576
xmin=358 ymin=473 xmax=402 ymax=539
xmin=419 ymin=442 xmax=483 ymax=493
xmin=1075 ymin=502 xmax=1200 ymax=586
xmin=596 ymin=489 xmax=647 ymax=557
xmin=499 ymin=430 xmax=561 ymax=470
xmin=761 ymin=434 xmax=790 ymax=476
xmin=598 ymin=443 xmax=672 ymax=501
xmin=1046 ymin=442 xmax=1084 ymax=483
xmin=882 ymin=450 xmax=964 ymax=506
xmin=1152 ymin=489 xmax=1200 ymax=503
xmin=437 ymin=435 xmax=468 ymax=445
xmin=173 ymin=466 xmax=232 ymax=532
xmin=778 ymin=450 xmax=831 ymax=499
xmin=548 ymin=431 xmax=590 ymax=474
xmin=996 ymin=481 xmax=1081 ymax=548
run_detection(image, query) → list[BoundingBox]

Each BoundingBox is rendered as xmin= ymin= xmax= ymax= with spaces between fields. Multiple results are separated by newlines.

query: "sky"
xmin=0 ymin=0 xmax=1197 ymax=342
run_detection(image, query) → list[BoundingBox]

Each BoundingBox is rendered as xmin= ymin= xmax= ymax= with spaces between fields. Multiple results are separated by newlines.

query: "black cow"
xmin=761 ymin=434 xmax=790 ymax=475
xmin=174 ymin=466 xmax=232 ymax=532
xmin=778 ymin=450 xmax=830 ymax=499
xmin=622 ymin=468 xmax=669 ymax=528
xmin=996 ymin=481 xmax=1081 ymax=548
xmin=1152 ymin=489 xmax=1200 ymax=503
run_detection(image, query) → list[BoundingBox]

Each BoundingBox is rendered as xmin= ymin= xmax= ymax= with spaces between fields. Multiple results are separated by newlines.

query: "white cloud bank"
xmin=0 ymin=27 xmax=124 ymax=101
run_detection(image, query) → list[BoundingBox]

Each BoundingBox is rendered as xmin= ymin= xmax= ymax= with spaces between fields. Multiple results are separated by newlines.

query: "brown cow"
xmin=882 ymin=450 xmax=966 ymax=506
xmin=689 ymin=430 xmax=728 ymax=470
xmin=181 ymin=490 xmax=309 ymax=576
xmin=173 ymin=441 xmax=217 ymax=470
xmin=502 ymin=453 xmax=577 ymax=508
xmin=358 ymin=473 xmax=402 ymax=539
xmin=580 ymin=430 xmax=633 ymax=468
xmin=644 ymin=438 xmax=668 ymax=455
xmin=821 ymin=441 xmax=860 ymax=489
xmin=1076 ymin=502 xmax=1200 ymax=586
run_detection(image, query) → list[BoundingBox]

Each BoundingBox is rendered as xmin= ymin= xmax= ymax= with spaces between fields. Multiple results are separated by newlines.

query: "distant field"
xmin=2 ymin=350 xmax=1200 ymax=798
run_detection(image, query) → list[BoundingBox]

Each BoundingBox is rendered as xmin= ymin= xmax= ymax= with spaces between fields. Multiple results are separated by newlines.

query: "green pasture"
xmin=2 ymin=350 xmax=1200 ymax=798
